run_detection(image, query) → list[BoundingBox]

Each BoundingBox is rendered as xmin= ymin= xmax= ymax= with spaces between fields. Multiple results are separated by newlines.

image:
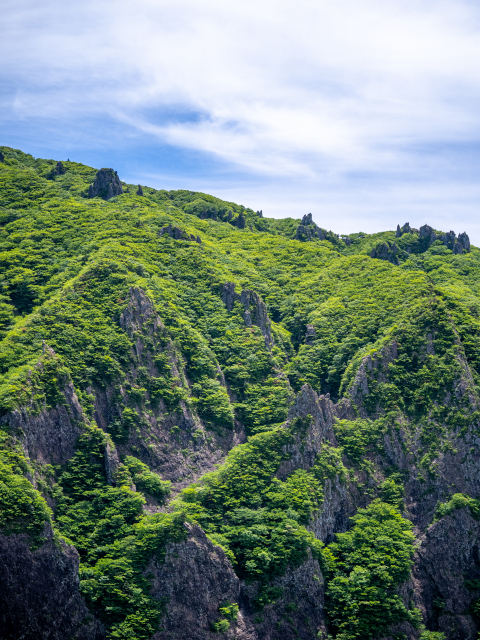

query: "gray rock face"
xmin=1 ymin=378 xmax=85 ymax=466
xmin=88 ymin=168 xmax=123 ymax=200
xmin=0 ymin=528 xmax=104 ymax=640
xmin=418 ymin=224 xmax=470 ymax=254
xmin=394 ymin=223 xmax=470 ymax=256
xmin=396 ymin=222 xmax=413 ymax=237
xmin=93 ymin=286 xmax=243 ymax=492
xmin=136 ymin=184 xmax=144 ymax=196
xmin=54 ymin=161 xmax=66 ymax=175
xmin=159 ymin=224 xmax=201 ymax=243
xmin=150 ymin=523 xmax=251 ymax=640
xmin=413 ymin=508 xmax=480 ymax=639
xmin=301 ymin=213 xmax=313 ymax=225
xmin=0 ymin=150 xmax=4 ymax=163
xmin=370 ymin=241 xmax=399 ymax=265
xmin=305 ymin=324 xmax=316 ymax=345
xmin=295 ymin=214 xmax=326 ymax=242
xmin=150 ymin=522 xmax=327 ymax=640
xmin=458 ymin=231 xmax=471 ymax=252
xmin=221 ymin=283 xmax=274 ymax=348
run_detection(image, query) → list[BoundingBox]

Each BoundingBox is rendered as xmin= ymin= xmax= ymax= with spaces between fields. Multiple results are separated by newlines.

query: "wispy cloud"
xmin=2 ymin=0 xmax=480 ymax=238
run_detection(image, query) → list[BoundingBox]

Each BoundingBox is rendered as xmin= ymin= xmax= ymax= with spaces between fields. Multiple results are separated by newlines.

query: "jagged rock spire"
xmin=54 ymin=161 xmax=66 ymax=175
xmin=301 ymin=213 xmax=313 ymax=225
xmin=136 ymin=185 xmax=144 ymax=196
xmin=88 ymin=168 xmax=124 ymax=200
xmin=236 ymin=212 xmax=246 ymax=229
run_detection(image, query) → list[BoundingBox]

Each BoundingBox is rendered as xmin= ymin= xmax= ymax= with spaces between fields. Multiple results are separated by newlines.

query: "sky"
xmin=2 ymin=0 xmax=480 ymax=241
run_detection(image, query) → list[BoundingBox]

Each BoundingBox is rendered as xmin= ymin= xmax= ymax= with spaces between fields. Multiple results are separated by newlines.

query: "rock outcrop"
xmin=136 ymin=184 xmax=144 ymax=196
xmin=0 ymin=150 xmax=4 ymax=163
xmin=88 ymin=168 xmax=123 ymax=200
xmin=221 ymin=283 xmax=274 ymax=348
xmin=0 ymin=528 xmax=104 ymax=640
xmin=396 ymin=222 xmax=413 ymax=237
xmin=1 ymin=378 xmax=85 ymax=466
xmin=54 ymin=161 xmax=66 ymax=175
xmin=305 ymin=324 xmax=316 ymax=345
xmin=370 ymin=241 xmax=400 ymax=265
xmin=394 ymin=222 xmax=470 ymax=254
xmin=236 ymin=212 xmax=246 ymax=229
xmin=413 ymin=508 xmax=480 ymax=639
xmin=92 ymin=287 xmax=242 ymax=492
xmin=150 ymin=523 xmax=251 ymax=639
xmin=295 ymin=213 xmax=326 ymax=241
xmin=159 ymin=224 xmax=201 ymax=243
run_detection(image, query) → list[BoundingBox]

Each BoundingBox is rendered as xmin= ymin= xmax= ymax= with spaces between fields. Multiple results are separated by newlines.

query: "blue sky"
xmin=2 ymin=0 xmax=480 ymax=241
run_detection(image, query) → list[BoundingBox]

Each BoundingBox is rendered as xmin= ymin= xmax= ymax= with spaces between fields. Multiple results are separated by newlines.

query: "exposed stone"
xmin=396 ymin=222 xmax=413 ymax=237
xmin=295 ymin=214 xmax=328 ymax=242
xmin=136 ymin=184 xmax=144 ymax=196
xmin=1 ymin=379 xmax=85 ymax=466
xmin=159 ymin=224 xmax=200 ymax=243
xmin=458 ymin=232 xmax=471 ymax=252
xmin=256 ymin=210 xmax=263 ymax=217
xmin=236 ymin=212 xmax=246 ymax=229
xmin=54 ymin=161 xmax=66 ymax=175
xmin=395 ymin=223 xmax=470 ymax=257
xmin=370 ymin=241 xmax=399 ymax=265
xmin=111 ymin=286 xmax=243 ymax=491
xmin=0 ymin=527 xmax=104 ymax=640
xmin=301 ymin=213 xmax=313 ymax=225
xmin=150 ymin=523 xmax=251 ymax=640
xmin=305 ymin=324 xmax=316 ymax=345
xmin=0 ymin=150 xmax=4 ymax=163
xmin=412 ymin=508 xmax=480 ymax=640
xmin=104 ymin=439 xmax=121 ymax=485
xmin=88 ymin=168 xmax=123 ymax=200
xmin=221 ymin=283 xmax=274 ymax=348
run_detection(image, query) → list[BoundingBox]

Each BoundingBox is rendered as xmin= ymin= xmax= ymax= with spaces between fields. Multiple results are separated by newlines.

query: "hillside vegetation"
xmin=1 ymin=146 xmax=480 ymax=640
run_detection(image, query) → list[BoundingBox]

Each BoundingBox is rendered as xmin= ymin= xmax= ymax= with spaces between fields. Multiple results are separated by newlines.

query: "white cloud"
xmin=2 ymin=0 xmax=480 ymax=238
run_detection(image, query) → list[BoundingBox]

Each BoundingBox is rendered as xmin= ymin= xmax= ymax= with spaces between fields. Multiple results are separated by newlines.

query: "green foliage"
xmin=3 ymin=147 xmax=480 ymax=638
xmin=379 ymin=476 xmax=405 ymax=509
xmin=434 ymin=493 xmax=480 ymax=522
xmin=418 ymin=629 xmax=446 ymax=640
xmin=173 ymin=424 xmax=325 ymax=585
xmin=218 ymin=601 xmax=239 ymax=620
xmin=211 ymin=601 xmax=239 ymax=632
xmin=0 ymin=447 xmax=51 ymax=545
xmin=333 ymin=419 xmax=380 ymax=463
xmin=121 ymin=456 xmax=171 ymax=502
xmin=51 ymin=423 xmax=186 ymax=639
xmin=325 ymin=500 xmax=418 ymax=640
xmin=192 ymin=377 xmax=234 ymax=428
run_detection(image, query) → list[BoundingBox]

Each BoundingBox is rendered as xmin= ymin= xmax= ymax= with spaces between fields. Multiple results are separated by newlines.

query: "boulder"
xmin=88 ymin=168 xmax=123 ymax=200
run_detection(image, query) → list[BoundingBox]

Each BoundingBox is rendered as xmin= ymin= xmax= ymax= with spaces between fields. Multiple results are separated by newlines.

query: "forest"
xmin=1 ymin=146 xmax=480 ymax=640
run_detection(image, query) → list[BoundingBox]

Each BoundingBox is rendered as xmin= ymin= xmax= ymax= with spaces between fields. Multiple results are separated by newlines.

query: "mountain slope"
xmin=1 ymin=146 xmax=480 ymax=640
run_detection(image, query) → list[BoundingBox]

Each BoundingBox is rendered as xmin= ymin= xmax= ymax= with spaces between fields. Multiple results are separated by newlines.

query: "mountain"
xmin=0 ymin=146 xmax=479 ymax=640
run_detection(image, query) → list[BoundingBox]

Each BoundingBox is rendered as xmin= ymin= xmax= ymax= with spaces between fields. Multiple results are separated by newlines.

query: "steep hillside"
xmin=1 ymin=146 xmax=480 ymax=640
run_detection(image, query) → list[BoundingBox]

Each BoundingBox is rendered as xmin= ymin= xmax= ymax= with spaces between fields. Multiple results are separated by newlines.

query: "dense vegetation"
xmin=1 ymin=146 xmax=480 ymax=639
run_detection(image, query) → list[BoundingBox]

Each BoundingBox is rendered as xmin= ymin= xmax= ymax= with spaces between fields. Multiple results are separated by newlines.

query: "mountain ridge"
xmin=1 ymin=146 xmax=480 ymax=640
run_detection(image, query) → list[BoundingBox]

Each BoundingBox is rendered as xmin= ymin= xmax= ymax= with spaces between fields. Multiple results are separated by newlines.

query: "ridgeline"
xmin=0 ymin=146 xmax=479 ymax=640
